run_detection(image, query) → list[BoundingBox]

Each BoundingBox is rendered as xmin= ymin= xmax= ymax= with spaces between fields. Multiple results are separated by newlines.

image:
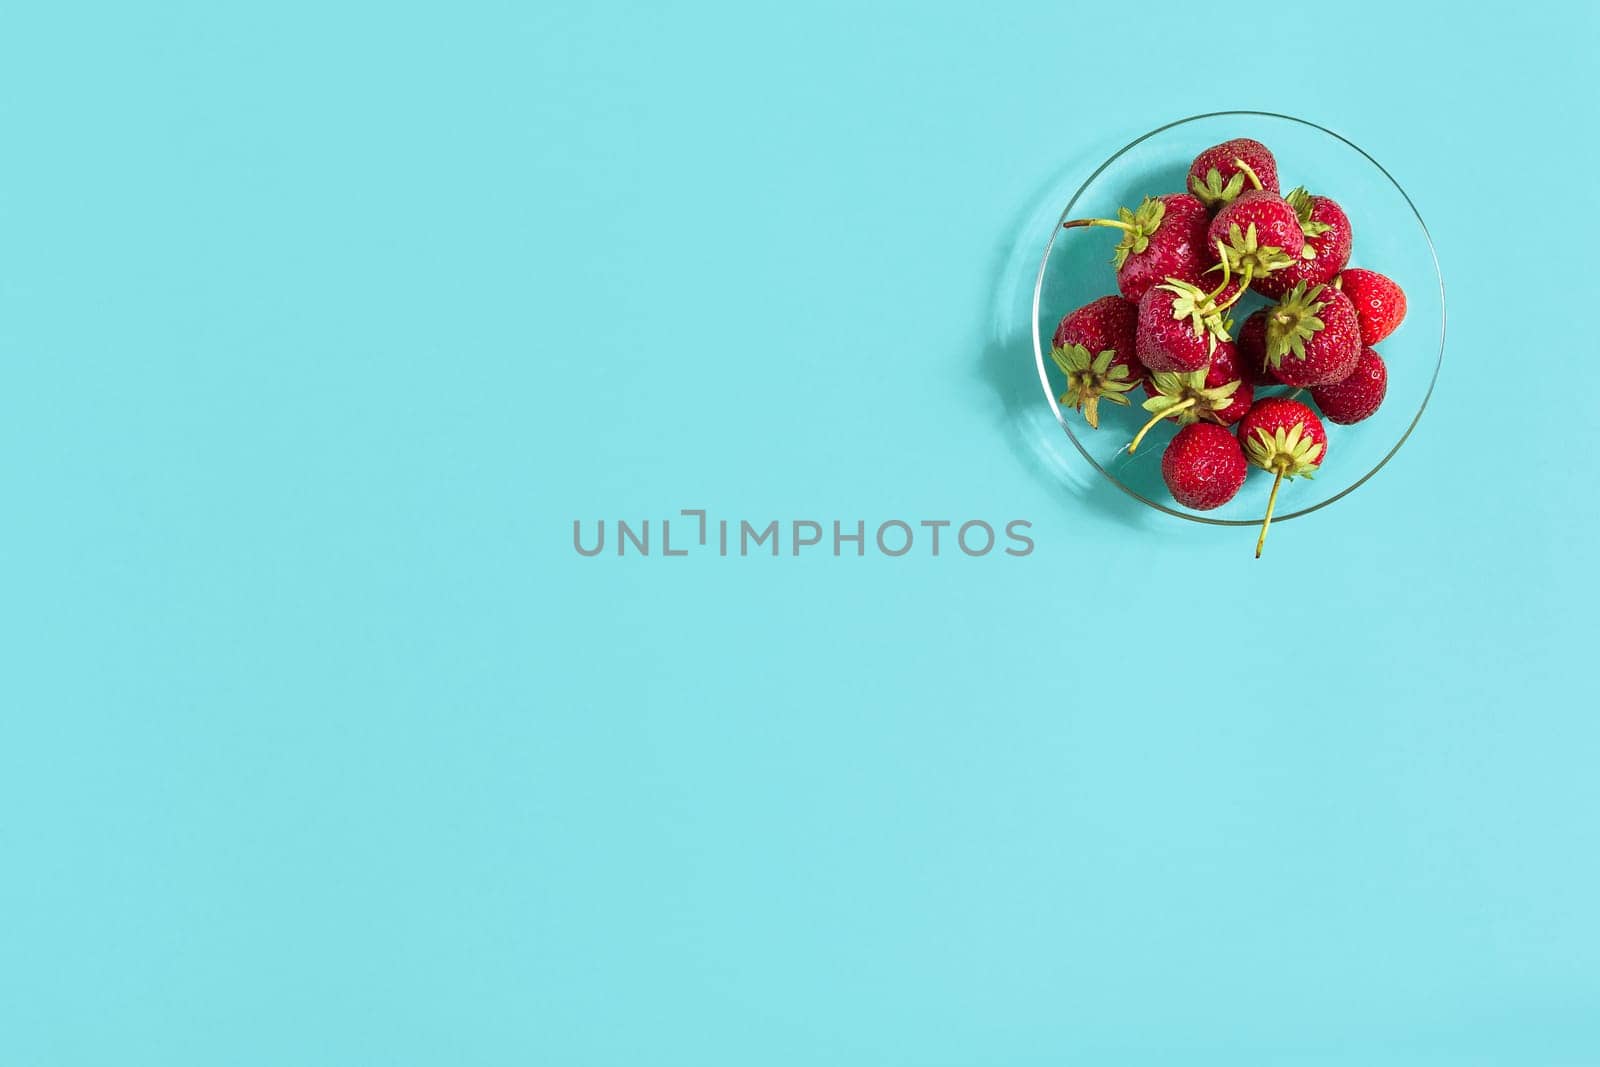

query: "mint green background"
xmin=3 ymin=3 xmax=1596 ymax=1064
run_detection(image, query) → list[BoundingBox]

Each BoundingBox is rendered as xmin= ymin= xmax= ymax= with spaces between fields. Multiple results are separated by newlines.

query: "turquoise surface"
xmin=2 ymin=2 xmax=1596 ymax=1064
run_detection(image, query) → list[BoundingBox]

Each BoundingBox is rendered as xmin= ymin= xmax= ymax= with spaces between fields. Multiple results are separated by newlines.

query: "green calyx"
xmin=1110 ymin=197 xmax=1166 ymax=270
xmin=1263 ymin=282 xmax=1328 ymax=367
xmin=1156 ymin=253 xmax=1238 ymax=358
xmin=1218 ymin=221 xmax=1296 ymax=281
xmin=1127 ymin=370 xmax=1242 ymax=454
xmin=1285 ymin=186 xmax=1333 ymax=239
xmin=1157 ymin=240 xmax=1249 ymax=356
xmin=1160 ymin=278 xmax=1229 ymax=345
xmin=1143 ymin=369 xmax=1241 ymax=423
xmin=1050 ymin=343 xmax=1137 ymax=429
xmin=1060 ymin=197 xmax=1169 ymax=272
xmin=1189 ymin=156 xmax=1263 ymax=209
xmin=1243 ymin=420 xmax=1324 ymax=477
xmin=1159 ymin=279 xmax=1233 ymax=356
xmin=1191 ymin=167 xmax=1244 ymax=209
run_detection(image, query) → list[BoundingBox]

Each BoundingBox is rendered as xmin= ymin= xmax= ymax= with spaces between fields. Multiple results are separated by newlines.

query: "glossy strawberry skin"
xmin=1237 ymin=309 xmax=1271 ymax=384
xmin=1053 ymin=294 xmax=1138 ymax=357
xmin=1114 ymin=194 xmax=1214 ymax=301
xmin=1162 ymin=422 xmax=1248 ymax=510
xmin=1188 ymin=138 xmax=1279 ymax=205
xmin=1269 ymin=287 xmax=1362 ymax=388
xmin=1208 ymin=190 xmax=1306 ymax=267
xmin=1237 ymin=397 xmax=1328 ymax=463
xmin=1252 ymin=195 xmax=1352 ymax=299
xmin=1337 ymin=268 xmax=1407 ymax=344
xmin=1312 ymin=346 xmax=1388 ymax=424
xmin=1135 ymin=279 xmax=1243 ymax=374
xmin=1053 ymin=295 xmax=1143 ymax=380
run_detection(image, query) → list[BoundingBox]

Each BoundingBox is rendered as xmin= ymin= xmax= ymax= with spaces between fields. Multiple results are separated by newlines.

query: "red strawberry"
xmin=1263 ymin=282 xmax=1362 ymax=387
xmin=1145 ymin=343 xmax=1253 ymax=422
xmin=1162 ymin=422 xmax=1248 ymax=510
xmin=1049 ymin=295 xmax=1143 ymax=428
xmin=1237 ymin=398 xmax=1327 ymax=558
xmin=1311 ymin=346 xmax=1387 ymax=424
xmin=1053 ymin=293 xmax=1138 ymax=353
xmin=1336 ymin=268 xmax=1407 ymax=344
xmin=1128 ymin=342 xmax=1251 ymax=454
xmin=1208 ymin=190 xmax=1305 ymax=289
xmin=1135 ymin=252 xmax=1246 ymax=374
xmin=1237 ymin=309 xmax=1271 ymax=383
xmin=1061 ymin=194 xmax=1214 ymax=301
xmin=1188 ymin=138 xmax=1279 ymax=210
xmin=1252 ymin=187 xmax=1352 ymax=299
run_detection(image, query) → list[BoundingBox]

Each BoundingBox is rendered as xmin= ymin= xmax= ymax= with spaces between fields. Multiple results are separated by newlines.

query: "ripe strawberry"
xmin=1188 ymin=138 xmax=1279 ymax=210
xmin=1208 ymin=190 xmax=1305 ymax=289
xmin=1053 ymin=293 xmax=1138 ymax=354
xmin=1311 ymin=346 xmax=1387 ymax=424
xmin=1237 ymin=308 xmax=1271 ymax=383
xmin=1162 ymin=422 xmax=1248 ymax=510
xmin=1141 ymin=342 xmax=1253 ymax=417
xmin=1049 ymin=295 xmax=1142 ymax=428
xmin=1237 ymin=398 xmax=1326 ymax=558
xmin=1061 ymin=194 xmax=1214 ymax=301
xmin=1262 ymin=282 xmax=1361 ymax=387
xmin=1135 ymin=249 xmax=1246 ymax=374
xmin=1336 ymin=268 xmax=1407 ymax=344
xmin=1251 ymin=187 xmax=1352 ymax=299
xmin=1128 ymin=344 xmax=1251 ymax=454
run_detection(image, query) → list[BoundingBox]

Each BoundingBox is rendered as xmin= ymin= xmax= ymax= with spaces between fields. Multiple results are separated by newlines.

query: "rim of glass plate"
xmin=1030 ymin=110 xmax=1446 ymax=526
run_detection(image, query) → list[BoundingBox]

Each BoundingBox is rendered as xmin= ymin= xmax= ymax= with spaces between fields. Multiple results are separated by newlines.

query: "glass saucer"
xmin=1032 ymin=111 xmax=1445 ymax=525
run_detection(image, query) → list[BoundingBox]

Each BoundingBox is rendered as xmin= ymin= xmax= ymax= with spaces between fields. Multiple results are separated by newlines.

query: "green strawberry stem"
xmin=1223 ymin=265 xmax=1252 ymax=309
xmin=1204 ymin=239 xmax=1252 ymax=312
xmin=1255 ymin=463 xmax=1287 ymax=559
xmin=1128 ymin=397 xmax=1196 ymax=455
xmin=1061 ymin=217 xmax=1136 ymax=233
xmin=1236 ymin=159 xmax=1263 ymax=191
xmin=1064 ymin=199 xmax=1171 ymax=270
xmin=1207 ymin=247 xmax=1233 ymax=300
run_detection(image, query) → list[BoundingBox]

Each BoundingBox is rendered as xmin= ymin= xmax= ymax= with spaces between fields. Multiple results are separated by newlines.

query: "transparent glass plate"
xmin=1032 ymin=111 xmax=1445 ymax=526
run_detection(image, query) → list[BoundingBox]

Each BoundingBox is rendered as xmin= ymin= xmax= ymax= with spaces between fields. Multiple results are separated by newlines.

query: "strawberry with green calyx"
xmin=1311 ymin=346 xmax=1387 ymax=424
xmin=1207 ymin=190 xmax=1305 ymax=288
xmin=1052 ymin=345 xmax=1139 ymax=428
xmin=1188 ymin=138 xmax=1279 ymax=211
xmin=1251 ymin=187 xmax=1352 ymax=299
xmin=1237 ymin=398 xmax=1327 ymax=558
xmin=1135 ymin=241 xmax=1246 ymax=374
xmin=1050 ymin=295 xmax=1142 ymax=429
xmin=1335 ymin=268 xmax=1407 ymax=344
xmin=1236 ymin=308 xmax=1271 ymax=384
xmin=1162 ymin=422 xmax=1248 ymax=510
xmin=1128 ymin=354 xmax=1248 ymax=455
xmin=1263 ymin=281 xmax=1361 ymax=387
xmin=1140 ymin=340 xmax=1253 ymax=418
xmin=1061 ymin=194 xmax=1213 ymax=301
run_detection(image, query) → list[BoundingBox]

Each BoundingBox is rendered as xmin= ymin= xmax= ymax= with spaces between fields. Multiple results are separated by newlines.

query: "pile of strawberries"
xmin=1049 ymin=137 xmax=1406 ymax=556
